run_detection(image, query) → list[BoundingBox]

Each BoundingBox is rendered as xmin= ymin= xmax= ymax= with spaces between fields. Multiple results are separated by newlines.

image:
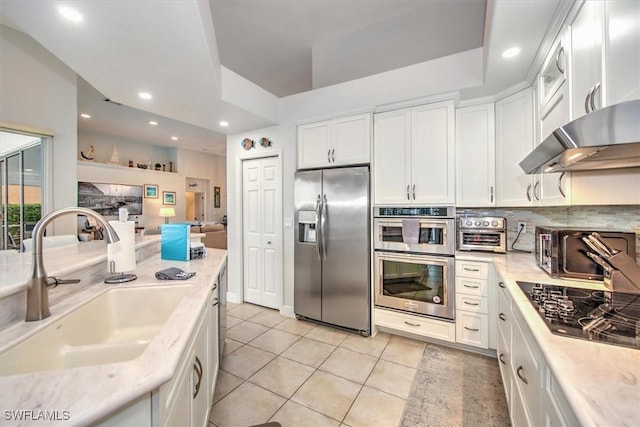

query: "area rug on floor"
xmin=401 ymin=343 xmax=511 ymax=427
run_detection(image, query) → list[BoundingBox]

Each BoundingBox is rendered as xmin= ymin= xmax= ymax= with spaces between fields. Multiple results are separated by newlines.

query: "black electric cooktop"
xmin=517 ymin=281 xmax=640 ymax=350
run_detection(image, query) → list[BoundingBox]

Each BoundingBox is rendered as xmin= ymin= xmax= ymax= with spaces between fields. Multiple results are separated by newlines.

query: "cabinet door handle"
xmin=412 ymin=184 xmax=416 ymax=200
xmin=558 ymin=172 xmax=566 ymax=198
xmin=490 ymin=186 xmax=494 ymax=203
xmin=327 ymin=149 xmax=331 ymax=163
xmin=463 ymin=300 xmax=480 ymax=306
xmin=590 ymin=82 xmax=601 ymax=112
xmin=526 ymin=184 xmax=532 ymax=202
xmin=533 ymin=181 xmax=540 ymax=201
xmin=193 ymin=355 xmax=203 ymax=398
xmin=499 ymin=353 xmax=506 ymax=365
xmin=331 ymin=148 xmax=335 ymax=163
xmin=404 ymin=321 xmax=421 ymax=327
xmin=212 ymin=297 xmax=219 ymax=306
xmin=499 ymin=313 xmax=506 ymax=322
xmin=464 ymin=267 xmax=480 ymax=272
xmin=463 ymin=284 xmax=480 ymax=289
xmin=516 ymin=366 xmax=528 ymax=385
xmin=555 ymin=46 xmax=565 ymax=74
xmin=585 ymin=85 xmax=596 ymax=113
xmin=406 ymin=185 xmax=410 ymax=200
xmin=464 ymin=326 xmax=480 ymax=332
xmin=498 ymin=282 xmax=505 ymax=288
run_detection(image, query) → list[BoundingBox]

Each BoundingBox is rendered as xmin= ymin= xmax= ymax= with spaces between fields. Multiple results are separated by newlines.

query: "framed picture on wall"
xmin=214 ymin=186 xmax=221 ymax=208
xmin=144 ymin=184 xmax=158 ymax=198
xmin=163 ymin=191 xmax=176 ymax=205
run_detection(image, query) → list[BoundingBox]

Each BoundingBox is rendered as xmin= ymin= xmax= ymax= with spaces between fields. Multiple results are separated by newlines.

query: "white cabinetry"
xmin=297 ymin=113 xmax=371 ymax=169
xmin=374 ymin=100 xmax=455 ymax=205
xmin=455 ymin=260 xmax=495 ymax=349
xmin=495 ymin=88 xmax=535 ymax=206
xmin=455 ymin=103 xmax=496 ymax=207
xmin=375 ymin=308 xmax=455 ymax=342
xmin=569 ymin=0 xmax=640 ymax=116
xmin=496 ymin=280 xmax=512 ymax=410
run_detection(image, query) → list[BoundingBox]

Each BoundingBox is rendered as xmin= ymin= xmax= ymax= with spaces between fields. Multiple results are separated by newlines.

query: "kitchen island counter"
xmin=0 ymin=242 xmax=227 ymax=427
xmin=456 ymin=251 xmax=640 ymax=427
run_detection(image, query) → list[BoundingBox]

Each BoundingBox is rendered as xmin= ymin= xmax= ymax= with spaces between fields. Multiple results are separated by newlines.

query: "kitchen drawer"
xmin=455 ymin=293 xmax=488 ymax=314
xmin=455 ymin=311 xmax=488 ymax=348
xmin=375 ymin=308 xmax=455 ymax=342
xmin=456 ymin=277 xmax=488 ymax=297
xmin=512 ymin=309 xmax=543 ymax=427
xmin=546 ymin=371 xmax=579 ymax=427
xmin=496 ymin=281 xmax=511 ymax=340
xmin=456 ymin=260 xmax=489 ymax=279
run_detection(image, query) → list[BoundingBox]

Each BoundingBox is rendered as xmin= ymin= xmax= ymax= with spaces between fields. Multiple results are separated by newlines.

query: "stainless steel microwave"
xmin=535 ymin=226 xmax=636 ymax=281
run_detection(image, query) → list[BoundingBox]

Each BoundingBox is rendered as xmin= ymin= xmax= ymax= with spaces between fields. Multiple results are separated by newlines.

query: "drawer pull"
xmin=463 ymin=300 xmax=480 ymax=306
xmin=498 ymin=282 xmax=505 ymax=288
xmin=464 ymin=267 xmax=480 ymax=272
xmin=516 ymin=366 xmax=528 ymax=385
xmin=499 ymin=313 xmax=506 ymax=322
xmin=404 ymin=321 xmax=421 ymax=327
xmin=464 ymin=326 xmax=480 ymax=332
xmin=499 ymin=353 xmax=506 ymax=365
xmin=463 ymin=284 xmax=480 ymax=289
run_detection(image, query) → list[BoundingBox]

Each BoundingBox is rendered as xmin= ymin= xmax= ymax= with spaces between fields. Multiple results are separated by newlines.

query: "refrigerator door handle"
xmin=315 ymin=194 xmax=322 ymax=259
xmin=321 ymin=194 xmax=328 ymax=260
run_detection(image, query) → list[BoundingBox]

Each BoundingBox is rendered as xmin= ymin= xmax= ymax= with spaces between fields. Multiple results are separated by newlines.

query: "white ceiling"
xmin=0 ymin=0 xmax=564 ymax=156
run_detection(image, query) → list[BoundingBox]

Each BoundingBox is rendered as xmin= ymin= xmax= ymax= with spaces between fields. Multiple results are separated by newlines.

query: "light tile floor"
xmin=208 ymin=302 xmax=425 ymax=427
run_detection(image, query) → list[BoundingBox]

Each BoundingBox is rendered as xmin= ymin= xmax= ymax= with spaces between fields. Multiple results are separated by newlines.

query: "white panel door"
xmin=297 ymin=120 xmax=332 ymax=169
xmin=373 ymin=109 xmax=411 ymax=205
xmin=242 ymin=157 xmax=282 ymax=309
xmin=332 ymin=113 xmax=371 ymax=166
xmin=411 ymin=100 xmax=455 ymax=204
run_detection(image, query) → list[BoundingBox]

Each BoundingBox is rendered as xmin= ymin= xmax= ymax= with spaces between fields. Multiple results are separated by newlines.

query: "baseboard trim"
xmin=280 ymin=305 xmax=295 ymax=318
xmin=226 ymin=291 xmax=241 ymax=304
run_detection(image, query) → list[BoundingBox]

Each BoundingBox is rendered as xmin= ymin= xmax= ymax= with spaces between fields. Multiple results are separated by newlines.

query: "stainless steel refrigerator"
xmin=294 ymin=166 xmax=371 ymax=336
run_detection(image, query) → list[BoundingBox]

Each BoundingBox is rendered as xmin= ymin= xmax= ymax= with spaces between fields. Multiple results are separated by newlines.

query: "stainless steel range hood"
xmin=520 ymin=100 xmax=640 ymax=174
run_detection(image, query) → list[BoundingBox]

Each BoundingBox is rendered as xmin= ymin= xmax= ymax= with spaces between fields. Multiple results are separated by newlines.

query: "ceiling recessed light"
xmin=80 ymin=113 xmax=91 ymax=119
xmin=58 ymin=6 xmax=83 ymax=22
xmin=171 ymin=136 xmax=178 ymax=141
xmin=219 ymin=121 xmax=229 ymax=127
xmin=149 ymin=121 xmax=158 ymax=126
xmin=138 ymin=92 xmax=152 ymax=100
xmin=502 ymin=47 xmax=521 ymax=59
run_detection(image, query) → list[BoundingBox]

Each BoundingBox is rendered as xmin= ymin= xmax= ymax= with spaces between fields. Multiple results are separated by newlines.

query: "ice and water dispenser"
xmin=298 ymin=210 xmax=317 ymax=243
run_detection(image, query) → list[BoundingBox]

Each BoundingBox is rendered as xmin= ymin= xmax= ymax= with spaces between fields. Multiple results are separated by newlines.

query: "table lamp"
xmin=159 ymin=207 xmax=175 ymax=224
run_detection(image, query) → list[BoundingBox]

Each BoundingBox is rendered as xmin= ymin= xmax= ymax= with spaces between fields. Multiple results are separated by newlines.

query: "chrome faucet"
xmin=26 ymin=207 xmax=120 ymax=321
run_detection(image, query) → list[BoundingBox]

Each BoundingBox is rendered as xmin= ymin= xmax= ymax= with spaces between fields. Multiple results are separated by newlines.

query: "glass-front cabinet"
xmin=539 ymin=39 xmax=566 ymax=108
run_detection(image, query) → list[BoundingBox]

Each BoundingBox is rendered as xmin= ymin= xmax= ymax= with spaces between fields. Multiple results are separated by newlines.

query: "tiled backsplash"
xmin=458 ymin=205 xmax=640 ymax=259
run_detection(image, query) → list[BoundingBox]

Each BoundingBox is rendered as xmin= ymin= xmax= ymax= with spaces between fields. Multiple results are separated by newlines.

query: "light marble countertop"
xmin=457 ymin=251 xmax=640 ymax=427
xmin=0 ymin=242 xmax=227 ymax=427
xmin=0 ymin=237 xmax=160 ymax=298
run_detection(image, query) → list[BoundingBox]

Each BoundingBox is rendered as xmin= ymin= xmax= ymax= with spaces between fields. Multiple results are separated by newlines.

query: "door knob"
xmin=267 ymin=241 xmax=272 ymax=245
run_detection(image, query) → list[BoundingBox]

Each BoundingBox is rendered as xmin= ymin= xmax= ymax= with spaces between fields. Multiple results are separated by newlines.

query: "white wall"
xmin=78 ymin=130 xmax=175 ymax=168
xmin=226 ymin=48 xmax=483 ymax=311
xmin=0 ymin=25 xmax=78 ymax=235
xmin=177 ymin=148 xmax=227 ymax=222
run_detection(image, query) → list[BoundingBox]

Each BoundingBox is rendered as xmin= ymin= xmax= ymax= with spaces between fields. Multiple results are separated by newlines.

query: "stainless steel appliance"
xmin=373 ymin=206 xmax=456 ymax=320
xmin=535 ymin=226 xmax=636 ymax=281
xmin=520 ymin=99 xmax=640 ymax=174
xmin=294 ymin=166 xmax=370 ymax=335
xmin=458 ymin=217 xmax=507 ymax=253
xmin=517 ymin=281 xmax=640 ymax=350
xmin=374 ymin=206 xmax=456 ymax=255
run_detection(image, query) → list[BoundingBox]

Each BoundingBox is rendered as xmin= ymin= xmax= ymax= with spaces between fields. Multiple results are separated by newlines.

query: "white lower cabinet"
xmin=375 ymin=308 xmax=456 ymax=342
xmin=496 ymin=274 xmax=577 ymax=427
xmin=455 ymin=260 xmax=495 ymax=349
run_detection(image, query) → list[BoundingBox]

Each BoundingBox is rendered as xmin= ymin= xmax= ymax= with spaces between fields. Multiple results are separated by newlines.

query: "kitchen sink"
xmin=0 ymin=284 xmax=193 ymax=376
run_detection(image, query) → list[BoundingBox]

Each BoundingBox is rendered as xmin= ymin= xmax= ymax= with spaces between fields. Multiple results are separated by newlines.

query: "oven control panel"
xmin=459 ymin=217 xmax=506 ymax=230
xmin=375 ymin=206 xmax=455 ymax=218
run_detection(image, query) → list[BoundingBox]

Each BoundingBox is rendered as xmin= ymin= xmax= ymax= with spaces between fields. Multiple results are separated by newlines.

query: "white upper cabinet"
xmin=297 ymin=113 xmax=371 ymax=169
xmin=455 ymin=103 xmax=496 ymax=207
xmin=568 ymin=0 xmax=640 ymax=117
xmin=604 ymin=0 xmax=640 ymax=105
xmin=374 ymin=100 xmax=455 ymax=205
xmin=495 ymin=88 xmax=535 ymax=207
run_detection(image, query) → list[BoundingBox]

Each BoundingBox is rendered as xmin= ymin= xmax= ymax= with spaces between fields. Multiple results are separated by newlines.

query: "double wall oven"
xmin=374 ymin=206 xmax=456 ymax=320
